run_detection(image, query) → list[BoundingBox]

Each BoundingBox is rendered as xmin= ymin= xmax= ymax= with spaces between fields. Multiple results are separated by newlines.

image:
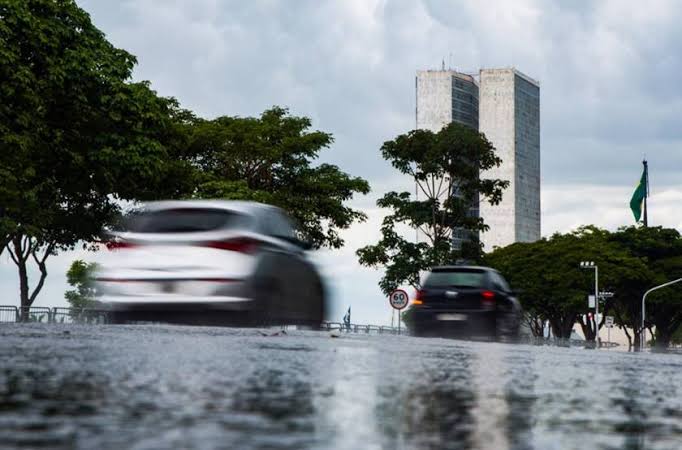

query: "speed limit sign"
xmin=389 ymin=289 xmax=409 ymax=310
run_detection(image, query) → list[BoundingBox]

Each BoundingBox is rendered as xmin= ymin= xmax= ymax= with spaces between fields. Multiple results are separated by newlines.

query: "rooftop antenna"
xmin=449 ymin=52 xmax=453 ymax=70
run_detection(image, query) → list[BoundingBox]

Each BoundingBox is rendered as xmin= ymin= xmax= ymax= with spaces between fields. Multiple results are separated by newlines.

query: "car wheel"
xmin=300 ymin=282 xmax=324 ymax=330
xmin=250 ymin=278 xmax=282 ymax=327
xmin=495 ymin=314 xmax=520 ymax=342
xmin=108 ymin=311 xmax=130 ymax=325
xmin=495 ymin=314 xmax=514 ymax=342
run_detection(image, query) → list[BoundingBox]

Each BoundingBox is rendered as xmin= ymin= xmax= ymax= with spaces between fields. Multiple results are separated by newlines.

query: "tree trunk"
xmin=621 ymin=326 xmax=632 ymax=349
xmin=8 ymin=236 xmax=31 ymax=308
xmin=7 ymin=235 xmax=52 ymax=316
xmin=654 ymin=326 xmax=673 ymax=350
xmin=17 ymin=254 xmax=30 ymax=308
xmin=548 ymin=315 xmax=576 ymax=339
xmin=525 ymin=314 xmax=544 ymax=337
xmin=577 ymin=315 xmax=596 ymax=341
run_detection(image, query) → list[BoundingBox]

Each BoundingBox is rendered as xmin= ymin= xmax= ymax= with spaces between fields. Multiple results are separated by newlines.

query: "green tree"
xmin=185 ymin=107 xmax=370 ymax=249
xmin=357 ymin=122 xmax=508 ymax=295
xmin=609 ymin=226 xmax=682 ymax=349
xmin=484 ymin=227 xmax=651 ymax=340
xmin=64 ymin=260 xmax=98 ymax=309
xmin=0 ymin=0 xmax=191 ymax=309
xmin=671 ymin=324 xmax=682 ymax=346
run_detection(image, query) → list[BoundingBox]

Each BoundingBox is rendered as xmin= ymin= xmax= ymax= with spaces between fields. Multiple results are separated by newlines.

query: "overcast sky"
xmin=3 ymin=0 xmax=682 ymax=324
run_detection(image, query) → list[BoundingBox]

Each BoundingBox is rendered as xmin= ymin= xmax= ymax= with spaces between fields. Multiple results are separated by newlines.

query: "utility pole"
xmin=641 ymin=277 xmax=682 ymax=351
xmin=643 ymin=159 xmax=649 ymax=227
xmin=580 ymin=261 xmax=600 ymax=346
xmin=595 ymin=265 xmax=599 ymax=346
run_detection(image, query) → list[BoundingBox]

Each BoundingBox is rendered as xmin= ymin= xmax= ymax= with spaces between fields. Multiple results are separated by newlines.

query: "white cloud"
xmin=5 ymin=0 xmax=682 ymax=325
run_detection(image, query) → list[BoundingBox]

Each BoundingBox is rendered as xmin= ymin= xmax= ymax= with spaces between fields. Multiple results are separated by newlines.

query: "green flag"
xmin=629 ymin=167 xmax=647 ymax=222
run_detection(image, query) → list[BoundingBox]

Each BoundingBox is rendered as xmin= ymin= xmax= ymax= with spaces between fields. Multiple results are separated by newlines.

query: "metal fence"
xmin=0 ymin=306 xmax=18 ymax=323
xmin=0 ymin=306 xmax=111 ymax=324
xmin=52 ymin=307 xmax=109 ymax=324
xmin=0 ymin=308 xmax=405 ymax=332
xmin=320 ymin=321 xmax=400 ymax=335
xmin=0 ymin=308 xmax=621 ymax=346
xmin=19 ymin=306 xmax=52 ymax=323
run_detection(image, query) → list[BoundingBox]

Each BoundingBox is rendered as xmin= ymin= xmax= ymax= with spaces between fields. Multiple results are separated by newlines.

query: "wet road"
xmin=0 ymin=324 xmax=681 ymax=450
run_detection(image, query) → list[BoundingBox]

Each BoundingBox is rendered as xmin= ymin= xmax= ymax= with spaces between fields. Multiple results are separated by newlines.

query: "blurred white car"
xmin=94 ymin=200 xmax=326 ymax=326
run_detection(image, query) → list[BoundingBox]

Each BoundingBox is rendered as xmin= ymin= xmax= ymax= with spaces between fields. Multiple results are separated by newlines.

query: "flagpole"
xmin=643 ymin=160 xmax=649 ymax=227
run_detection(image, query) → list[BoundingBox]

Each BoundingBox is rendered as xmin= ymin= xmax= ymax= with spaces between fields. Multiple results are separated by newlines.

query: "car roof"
xmin=430 ymin=265 xmax=496 ymax=272
xmin=138 ymin=200 xmax=282 ymax=216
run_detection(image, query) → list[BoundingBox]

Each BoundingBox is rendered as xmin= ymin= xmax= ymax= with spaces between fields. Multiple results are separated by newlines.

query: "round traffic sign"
xmin=389 ymin=289 xmax=409 ymax=310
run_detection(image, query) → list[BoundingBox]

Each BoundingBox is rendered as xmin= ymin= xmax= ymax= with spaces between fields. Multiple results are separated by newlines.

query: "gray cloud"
xmin=78 ymin=0 xmax=682 ymax=189
xmin=4 ymin=0 xmax=682 ymax=323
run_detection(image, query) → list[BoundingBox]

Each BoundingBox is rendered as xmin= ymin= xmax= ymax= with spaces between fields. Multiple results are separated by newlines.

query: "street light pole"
xmin=641 ymin=277 xmax=682 ymax=351
xmin=595 ymin=265 xmax=599 ymax=346
xmin=580 ymin=261 xmax=600 ymax=346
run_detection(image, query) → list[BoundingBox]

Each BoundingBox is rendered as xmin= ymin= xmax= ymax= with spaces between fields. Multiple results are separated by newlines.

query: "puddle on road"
xmin=0 ymin=325 xmax=681 ymax=449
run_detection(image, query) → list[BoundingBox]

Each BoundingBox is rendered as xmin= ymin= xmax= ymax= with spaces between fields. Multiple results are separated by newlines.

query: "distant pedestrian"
xmin=343 ymin=306 xmax=351 ymax=332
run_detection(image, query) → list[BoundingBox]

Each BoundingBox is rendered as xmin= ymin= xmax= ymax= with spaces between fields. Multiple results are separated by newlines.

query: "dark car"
xmin=408 ymin=266 xmax=522 ymax=340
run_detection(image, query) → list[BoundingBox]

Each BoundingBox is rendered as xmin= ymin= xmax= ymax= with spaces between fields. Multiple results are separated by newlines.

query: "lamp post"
xmin=580 ymin=261 xmax=599 ymax=345
xmin=641 ymin=278 xmax=682 ymax=351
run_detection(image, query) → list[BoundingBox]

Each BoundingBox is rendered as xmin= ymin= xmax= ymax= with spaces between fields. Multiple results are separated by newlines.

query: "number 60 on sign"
xmin=389 ymin=289 xmax=409 ymax=310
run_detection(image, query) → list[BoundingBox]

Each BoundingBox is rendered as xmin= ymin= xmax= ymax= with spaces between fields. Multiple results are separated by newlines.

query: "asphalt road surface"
xmin=1 ymin=324 xmax=681 ymax=450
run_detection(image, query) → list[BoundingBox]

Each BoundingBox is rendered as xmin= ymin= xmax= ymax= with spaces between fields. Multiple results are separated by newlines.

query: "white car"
xmin=93 ymin=200 xmax=326 ymax=327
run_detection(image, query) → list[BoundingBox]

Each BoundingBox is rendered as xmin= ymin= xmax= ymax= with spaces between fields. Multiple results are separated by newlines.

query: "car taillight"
xmin=413 ymin=290 xmax=425 ymax=305
xmin=106 ymin=241 xmax=138 ymax=251
xmin=481 ymin=290 xmax=495 ymax=308
xmin=203 ymin=238 xmax=259 ymax=254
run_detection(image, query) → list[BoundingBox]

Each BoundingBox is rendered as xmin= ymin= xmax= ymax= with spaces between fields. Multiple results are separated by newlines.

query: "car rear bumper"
xmin=96 ymin=295 xmax=254 ymax=312
xmin=410 ymin=307 xmax=497 ymax=336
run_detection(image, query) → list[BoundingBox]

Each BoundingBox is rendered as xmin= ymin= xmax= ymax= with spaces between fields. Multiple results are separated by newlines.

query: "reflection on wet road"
xmin=0 ymin=324 xmax=681 ymax=449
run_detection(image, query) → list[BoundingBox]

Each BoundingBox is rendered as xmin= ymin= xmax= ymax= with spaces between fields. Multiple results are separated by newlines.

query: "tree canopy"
xmin=64 ymin=259 xmax=98 ymax=309
xmin=184 ymin=107 xmax=370 ymax=249
xmin=608 ymin=226 xmax=682 ymax=348
xmin=357 ymin=122 xmax=508 ymax=295
xmin=484 ymin=227 xmax=652 ymax=340
xmin=0 ymin=1 xmax=370 ymax=308
xmin=0 ymin=0 xmax=200 ymax=308
xmin=484 ymin=225 xmax=682 ymax=348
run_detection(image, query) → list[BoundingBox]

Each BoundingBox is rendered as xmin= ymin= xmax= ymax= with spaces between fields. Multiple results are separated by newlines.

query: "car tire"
xmin=250 ymin=278 xmax=282 ymax=327
xmin=108 ymin=311 xmax=130 ymax=325
xmin=301 ymin=282 xmax=324 ymax=330
xmin=495 ymin=314 xmax=520 ymax=342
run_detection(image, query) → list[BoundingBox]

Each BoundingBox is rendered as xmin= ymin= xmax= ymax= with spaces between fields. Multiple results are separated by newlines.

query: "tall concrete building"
xmin=478 ymin=68 xmax=541 ymax=250
xmin=415 ymin=70 xmax=479 ymax=250
xmin=414 ymin=67 xmax=540 ymax=252
xmin=416 ymin=70 xmax=479 ymax=132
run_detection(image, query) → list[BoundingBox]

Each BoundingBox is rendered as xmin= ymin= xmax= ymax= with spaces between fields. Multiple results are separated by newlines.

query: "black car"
xmin=408 ymin=266 xmax=522 ymax=340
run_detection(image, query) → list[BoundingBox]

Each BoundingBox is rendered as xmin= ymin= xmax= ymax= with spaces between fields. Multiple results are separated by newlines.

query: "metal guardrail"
xmin=0 ymin=306 xmax=18 ymax=323
xmin=0 ymin=310 xmax=403 ymax=332
xmin=0 ymin=306 xmax=111 ymax=324
xmin=320 ymin=321 xmax=401 ymax=335
xmin=18 ymin=306 xmax=52 ymax=323
xmin=52 ymin=307 xmax=110 ymax=324
xmin=0 ymin=309 xmax=622 ymax=347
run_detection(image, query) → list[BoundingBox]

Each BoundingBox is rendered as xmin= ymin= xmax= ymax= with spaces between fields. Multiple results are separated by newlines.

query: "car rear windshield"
xmin=125 ymin=208 xmax=248 ymax=233
xmin=424 ymin=270 xmax=486 ymax=288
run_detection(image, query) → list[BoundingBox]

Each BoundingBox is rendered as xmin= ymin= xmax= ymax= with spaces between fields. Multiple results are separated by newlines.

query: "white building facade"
xmin=415 ymin=67 xmax=541 ymax=252
xmin=415 ymin=70 xmax=480 ymax=251
xmin=478 ymin=68 xmax=541 ymax=250
xmin=416 ymin=70 xmax=479 ymax=132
